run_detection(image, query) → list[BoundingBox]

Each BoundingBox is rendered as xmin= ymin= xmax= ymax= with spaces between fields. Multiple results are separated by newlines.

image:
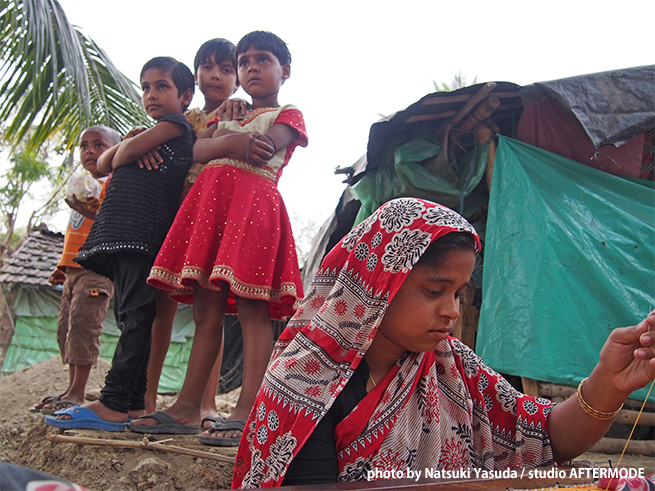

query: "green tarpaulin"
xmin=351 ymin=137 xmax=490 ymax=226
xmin=3 ymin=287 xmax=196 ymax=393
xmin=477 ymin=136 xmax=655 ymax=402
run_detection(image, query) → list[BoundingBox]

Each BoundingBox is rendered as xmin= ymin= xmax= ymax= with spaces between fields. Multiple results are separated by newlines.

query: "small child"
xmin=45 ymin=56 xmax=196 ymax=431
xmin=144 ymin=39 xmax=243 ymax=428
xmin=130 ymin=31 xmax=307 ymax=443
xmin=31 ymin=125 xmax=119 ymax=415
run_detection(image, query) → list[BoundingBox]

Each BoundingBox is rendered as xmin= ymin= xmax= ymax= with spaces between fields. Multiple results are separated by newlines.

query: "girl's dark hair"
xmin=417 ymin=232 xmax=478 ymax=271
xmin=140 ymin=57 xmax=195 ymax=100
xmin=194 ymin=38 xmax=236 ymax=73
xmin=235 ymin=31 xmax=291 ymax=65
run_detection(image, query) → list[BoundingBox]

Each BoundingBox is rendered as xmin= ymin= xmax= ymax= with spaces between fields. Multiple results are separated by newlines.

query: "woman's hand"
xmin=595 ymin=310 xmax=655 ymax=396
xmin=549 ymin=310 xmax=655 ymax=462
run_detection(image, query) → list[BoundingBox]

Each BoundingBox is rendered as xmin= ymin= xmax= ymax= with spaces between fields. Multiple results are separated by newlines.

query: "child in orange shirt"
xmin=31 ymin=125 xmax=120 ymax=414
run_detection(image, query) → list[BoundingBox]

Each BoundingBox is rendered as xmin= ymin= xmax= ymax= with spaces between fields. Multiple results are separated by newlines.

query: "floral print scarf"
xmin=232 ymin=198 xmax=555 ymax=488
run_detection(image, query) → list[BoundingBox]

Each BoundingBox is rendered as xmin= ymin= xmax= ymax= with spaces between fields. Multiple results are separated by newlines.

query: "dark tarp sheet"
xmin=520 ymin=65 xmax=655 ymax=148
xmin=477 ymin=137 xmax=655 ymax=402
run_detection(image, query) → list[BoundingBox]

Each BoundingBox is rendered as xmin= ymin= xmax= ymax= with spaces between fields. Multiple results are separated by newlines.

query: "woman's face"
xmin=375 ymin=248 xmax=476 ymax=357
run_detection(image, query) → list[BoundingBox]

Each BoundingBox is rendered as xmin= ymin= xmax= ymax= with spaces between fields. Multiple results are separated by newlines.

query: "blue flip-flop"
xmin=44 ymin=406 xmax=127 ymax=432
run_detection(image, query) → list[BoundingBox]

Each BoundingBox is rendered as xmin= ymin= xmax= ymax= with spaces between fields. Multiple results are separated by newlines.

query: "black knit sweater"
xmin=75 ymin=113 xmax=194 ymax=280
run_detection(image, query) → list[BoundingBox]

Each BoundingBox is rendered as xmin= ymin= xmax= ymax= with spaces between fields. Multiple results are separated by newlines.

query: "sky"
xmin=26 ymin=0 xmax=655 ymax=239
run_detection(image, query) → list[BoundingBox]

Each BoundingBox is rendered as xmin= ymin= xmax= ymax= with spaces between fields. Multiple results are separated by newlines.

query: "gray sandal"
xmin=198 ymin=418 xmax=245 ymax=447
xmin=127 ymin=410 xmax=198 ymax=435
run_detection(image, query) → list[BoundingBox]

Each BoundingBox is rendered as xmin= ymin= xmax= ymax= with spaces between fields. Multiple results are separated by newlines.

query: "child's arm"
xmin=125 ymin=126 xmax=163 ymax=170
xmin=111 ymin=121 xmax=186 ymax=170
xmin=48 ymin=268 xmax=66 ymax=286
xmin=193 ymin=128 xmax=243 ymax=164
xmin=97 ymin=142 xmax=121 ymax=174
xmin=193 ymin=124 xmax=299 ymax=166
xmin=65 ymin=197 xmax=96 ymax=220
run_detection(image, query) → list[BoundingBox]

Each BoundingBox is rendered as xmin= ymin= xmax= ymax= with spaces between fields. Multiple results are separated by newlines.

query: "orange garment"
xmin=56 ymin=177 xmax=108 ymax=270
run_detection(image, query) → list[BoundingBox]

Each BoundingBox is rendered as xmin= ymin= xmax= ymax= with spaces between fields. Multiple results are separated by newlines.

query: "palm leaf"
xmin=0 ymin=0 xmax=148 ymax=152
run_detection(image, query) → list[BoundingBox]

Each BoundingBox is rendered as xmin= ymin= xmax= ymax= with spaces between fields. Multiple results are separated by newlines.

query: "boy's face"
xmin=79 ymin=129 xmax=113 ymax=178
xmin=195 ymin=55 xmax=238 ymax=104
xmin=237 ymin=47 xmax=289 ymax=100
xmin=141 ymin=68 xmax=192 ymax=120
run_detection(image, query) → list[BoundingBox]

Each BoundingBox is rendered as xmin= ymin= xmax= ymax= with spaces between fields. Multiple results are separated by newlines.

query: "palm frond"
xmin=0 ymin=0 xmax=148 ymax=151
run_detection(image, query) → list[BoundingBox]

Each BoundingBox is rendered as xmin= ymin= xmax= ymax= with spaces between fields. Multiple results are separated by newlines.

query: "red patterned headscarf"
xmin=232 ymin=198 xmax=553 ymax=488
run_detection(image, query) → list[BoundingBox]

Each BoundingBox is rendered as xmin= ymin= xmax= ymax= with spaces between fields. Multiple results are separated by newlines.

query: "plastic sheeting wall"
xmin=2 ymin=288 xmax=196 ymax=393
xmin=477 ymin=137 xmax=655 ymax=402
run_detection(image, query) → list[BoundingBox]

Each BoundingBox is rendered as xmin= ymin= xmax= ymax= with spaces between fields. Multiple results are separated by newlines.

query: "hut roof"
xmin=0 ymin=226 xmax=64 ymax=287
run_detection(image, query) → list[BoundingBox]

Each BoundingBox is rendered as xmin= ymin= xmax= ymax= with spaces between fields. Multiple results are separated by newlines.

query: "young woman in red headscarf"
xmin=232 ymin=198 xmax=655 ymax=488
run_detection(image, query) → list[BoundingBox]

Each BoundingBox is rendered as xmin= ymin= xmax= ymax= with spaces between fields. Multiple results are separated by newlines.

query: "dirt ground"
xmin=1 ymin=357 xmax=238 ymax=490
xmin=1 ymin=357 xmax=653 ymax=491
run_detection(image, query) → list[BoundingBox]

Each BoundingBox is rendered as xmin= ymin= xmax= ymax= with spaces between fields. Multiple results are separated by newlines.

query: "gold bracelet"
xmin=576 ymin=377 xmax=623 ymax=420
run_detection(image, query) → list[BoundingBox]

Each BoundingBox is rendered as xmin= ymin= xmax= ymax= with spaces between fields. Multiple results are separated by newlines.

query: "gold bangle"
xmin=576 ymin=377 xmax=623 ymax=420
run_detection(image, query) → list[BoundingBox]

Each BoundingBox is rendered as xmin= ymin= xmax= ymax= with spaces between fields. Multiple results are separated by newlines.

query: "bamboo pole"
xmin=448 ymin=83 xmax=498 ymax=127
xmin=47 ymin=433 xmax=236 ymax=464
xmin=539 ymin=383 xmax=655 ymax=410
xmin=589 ymin=437 xmax=655 ymax=456
xmin=457 ymin=97 xmax=500 ymax=135
xmin=477 ymin=124 xmax=497 ymax=191
xmin=615 ymin=409 xmax=655 ymax=426
xmin=420 ymin=90 xmax=518 ymax=106
xmin=423 ymin=83 xmax=498 ymax=182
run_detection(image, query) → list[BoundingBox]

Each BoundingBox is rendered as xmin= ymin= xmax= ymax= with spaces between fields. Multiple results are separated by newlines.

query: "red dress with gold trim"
xmin=148 ymin=105 xmax=307 ymax=320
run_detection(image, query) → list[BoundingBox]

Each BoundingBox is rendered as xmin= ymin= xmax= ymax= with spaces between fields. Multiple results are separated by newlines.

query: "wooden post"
xmin=521 ymin=377 xmax=541 ymax=397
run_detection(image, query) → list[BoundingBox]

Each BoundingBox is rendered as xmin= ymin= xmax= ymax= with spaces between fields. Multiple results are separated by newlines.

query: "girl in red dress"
xmin=129 ymin=31 xmax=308 ymax=443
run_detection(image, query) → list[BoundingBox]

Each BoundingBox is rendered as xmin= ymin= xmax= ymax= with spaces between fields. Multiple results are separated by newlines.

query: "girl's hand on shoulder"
xmin=217 ymin=99 xmax=248 ymax=121
xmin=124 ymin=126 xmax=147 ymax=139
xmin=596 ymin=310 xmax=655 ymax=395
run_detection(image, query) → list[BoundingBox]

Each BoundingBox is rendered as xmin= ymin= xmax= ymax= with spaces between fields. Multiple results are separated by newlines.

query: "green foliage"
xmin=0 ymin=0 xmax=148 ymax=153
xmin=0 ymin=150 xmax=51 ymax=211
xmin=433 ymin=71 xmax=479 ymax=92
xmin=0 ymin=146 xmax=53 ymax=257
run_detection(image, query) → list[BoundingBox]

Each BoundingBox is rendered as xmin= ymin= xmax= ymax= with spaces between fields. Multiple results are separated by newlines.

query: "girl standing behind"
xmin=131 ymin=31 xmax=307 ymax=444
